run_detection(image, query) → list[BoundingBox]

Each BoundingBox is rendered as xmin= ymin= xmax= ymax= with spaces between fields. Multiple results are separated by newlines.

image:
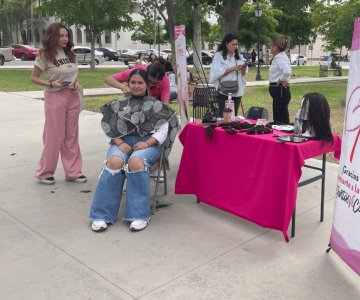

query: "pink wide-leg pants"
xmin=35 ymin=89 xmax=83 ymax=180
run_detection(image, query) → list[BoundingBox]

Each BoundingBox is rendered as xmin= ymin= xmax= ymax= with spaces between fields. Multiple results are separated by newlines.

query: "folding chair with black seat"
xmin=192 ymin=86 xmax=218 ymax=120
xmin=149 ymin=144 xmax=168 ymax=214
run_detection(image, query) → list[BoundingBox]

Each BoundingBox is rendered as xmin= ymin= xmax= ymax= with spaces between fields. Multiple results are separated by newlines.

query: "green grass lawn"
xmin=0 ymin=65 xmax=348 ymax=92
xmin=84 ymin=81 xmax=347 ymax=136
xmin=0 ymin=66 xmax=347 ymax=138
xmin=191 ymin=65 xmax=348 ymax=82
xmin=0 ymin=67 xmax=129 ymax=92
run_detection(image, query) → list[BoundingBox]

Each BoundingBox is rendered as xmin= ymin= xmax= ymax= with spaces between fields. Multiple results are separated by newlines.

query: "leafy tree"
xmin=131 ymin=15 xmax=167 ymax=48
xmin=271 ymin=0 xmax=317 ymax=60
xmin=209 ymin=0 xmax=249 ymax=35
xmin=0 ymin=0 xmax=32 ymax=45
xmin=139 ymin=0 xmax=212 ymax=67
xmin=237 ymin=2 xmax=281 ymax=51
xmin=39 ymin=0 xmax=134 ymax=70
xmin=206 ymin=23 xmax=223 ymax=49
xmin=313 ymin=0 xmax=360 ymax=57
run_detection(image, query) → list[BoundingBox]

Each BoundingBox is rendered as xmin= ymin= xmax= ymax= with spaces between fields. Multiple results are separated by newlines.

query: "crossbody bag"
xmin=218 ymin=60 xmax=239 ymax=95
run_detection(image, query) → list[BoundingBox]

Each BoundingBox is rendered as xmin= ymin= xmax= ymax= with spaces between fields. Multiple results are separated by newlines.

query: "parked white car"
xmin=0 ymin=46 xmax=15 ymax=65
xmin=290 ymin=54 xmax=307 ymax=65
xmin=147 ymin=49 xmax=168 ymax=59
xmin=73 ymin=46 xmax=105 ymax=65
xmin=162 ymin=49 xmax=172 ymax=55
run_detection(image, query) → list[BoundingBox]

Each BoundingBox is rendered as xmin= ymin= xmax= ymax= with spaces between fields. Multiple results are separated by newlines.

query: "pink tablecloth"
xmin=175 ymin=123 xmax=342 ymax=241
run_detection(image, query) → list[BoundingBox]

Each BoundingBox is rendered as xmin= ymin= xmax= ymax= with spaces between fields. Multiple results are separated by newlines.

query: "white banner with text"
xmin=174 ymin=25 xmax=189 ymax=126
xmin=330 ymin=18 xmax=360 ymax=275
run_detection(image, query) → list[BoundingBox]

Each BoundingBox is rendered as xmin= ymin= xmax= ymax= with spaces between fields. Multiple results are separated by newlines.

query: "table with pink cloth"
xmin=175 ymin=123 xmax=342 ymax=241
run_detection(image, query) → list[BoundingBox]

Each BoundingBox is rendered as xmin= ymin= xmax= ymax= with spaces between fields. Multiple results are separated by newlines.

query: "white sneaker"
xmin=91 ymin=220 xmax=107 ymax=232
xmin=154 ymin=170 xmax=164 ymax=183
xmin=130 ymin=219 xmax=150 ymax=231
xmin=69 ymin=175 xmax=87 ymax=183
xmin=39 ymin=177 xmax=55 ymax=185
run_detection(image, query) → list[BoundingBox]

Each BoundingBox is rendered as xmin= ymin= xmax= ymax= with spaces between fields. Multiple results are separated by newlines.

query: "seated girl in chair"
xmin=89 ymin=69 xmax=178 ymax=232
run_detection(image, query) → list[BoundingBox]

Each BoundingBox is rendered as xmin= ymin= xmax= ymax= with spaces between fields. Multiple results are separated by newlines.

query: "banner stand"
xmin=174 ymin=25 xmax=190 ymax=127
xmin=329 ymin=18 xmax=360 ymax=275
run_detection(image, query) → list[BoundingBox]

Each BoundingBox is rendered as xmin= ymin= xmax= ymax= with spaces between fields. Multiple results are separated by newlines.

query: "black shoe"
xmin=40 ymin=177 xmax=55 ymax=185
xmin=72 ymin=175 xmax=87 ymax=183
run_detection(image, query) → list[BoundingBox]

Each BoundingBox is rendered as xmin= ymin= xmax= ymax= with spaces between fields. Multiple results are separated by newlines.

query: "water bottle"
xmin=294 ymin=109 xmax=303 ymax=136
xmin=225 ymin=93 xmax=235 ymax=119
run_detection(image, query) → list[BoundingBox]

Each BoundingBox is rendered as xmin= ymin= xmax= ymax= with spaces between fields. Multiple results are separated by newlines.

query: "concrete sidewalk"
xmin=0 ymin=91 xmax=359 ymax=300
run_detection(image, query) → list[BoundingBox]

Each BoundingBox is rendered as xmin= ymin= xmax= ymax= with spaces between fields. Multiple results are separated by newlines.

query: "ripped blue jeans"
xmin=89 ymin=135 xmax=160 ymax=223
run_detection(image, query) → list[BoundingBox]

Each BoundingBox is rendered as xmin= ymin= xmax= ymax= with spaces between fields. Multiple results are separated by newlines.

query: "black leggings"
xmin=217 ymin=94 xmax=242 ymax=117
xmin=269 ymin=85 xmax=291 ymax=124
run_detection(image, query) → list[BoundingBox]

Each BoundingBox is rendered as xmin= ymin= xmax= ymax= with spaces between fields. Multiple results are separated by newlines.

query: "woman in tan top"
xmin=31 ymin=22 xmax=86 ymax=185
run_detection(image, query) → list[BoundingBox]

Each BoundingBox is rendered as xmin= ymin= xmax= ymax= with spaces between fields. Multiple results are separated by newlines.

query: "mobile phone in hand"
xmin=60 ymin=80 xmax=72 ymax=86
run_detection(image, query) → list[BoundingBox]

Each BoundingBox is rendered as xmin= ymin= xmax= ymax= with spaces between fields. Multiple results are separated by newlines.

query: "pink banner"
xmin=174 ymin=25 xmax=189 ymax=126
xmin=352 ymin=18 xmax=360 ymax=51
xmin=330 ymin=18 xmax=360 ymax=275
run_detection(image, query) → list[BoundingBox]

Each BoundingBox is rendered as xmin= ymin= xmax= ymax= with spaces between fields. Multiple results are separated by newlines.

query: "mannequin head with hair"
xmin=300 ymin=92 xmax=333 ymax=144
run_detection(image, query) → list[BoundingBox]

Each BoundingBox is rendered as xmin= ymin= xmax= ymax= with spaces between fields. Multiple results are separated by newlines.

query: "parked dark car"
xmin=118 ymin=49 xmax=137 ymax=65
xmin=95 ymin=47 xmax=120 ymax=61
xmin=133 ymin=50 xmax=150 ymax=60
xmin=186 ymin=50 xmax=213 ymax=65
xmin=240 ymin=51 xmax=252 ymax=62
xmin=330 ymin=53 xmax=346 ymax=62
xmin=11 ymin=44 xmax=39 ymax=60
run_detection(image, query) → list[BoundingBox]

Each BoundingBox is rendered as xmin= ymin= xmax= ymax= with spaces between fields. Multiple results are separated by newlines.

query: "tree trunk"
xmin=98 ymin=34 xmax=102 ymax=47
xmin=223 ymin=0 xmax=247 ymax=35
xmin=90 ymin=34 xmax=96 ymax=71
xmin=338 ymin=48 xmax=342 ymax=65
xmin=165 ymin=0 xmax=175 ymax=65
xmin=297 ymin=44 xmax=300 ymax=66
xmin=153 ymin=10 xmax=157 ymax=50
xmin=193 ymin=5 xmax=202 ymax=71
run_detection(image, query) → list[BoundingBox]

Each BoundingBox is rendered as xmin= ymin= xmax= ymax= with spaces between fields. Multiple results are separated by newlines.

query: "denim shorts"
xmin=106 ymin=135 xmax=161 ymax=167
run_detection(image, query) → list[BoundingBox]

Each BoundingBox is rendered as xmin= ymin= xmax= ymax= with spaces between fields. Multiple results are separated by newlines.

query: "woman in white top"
xmin=31 ymin=22 xmax=86 ymax=185
xmin=268 ymin=35 xmax=292 ymax=124
xmin=210 ymin=33 xmax=248 ymax=117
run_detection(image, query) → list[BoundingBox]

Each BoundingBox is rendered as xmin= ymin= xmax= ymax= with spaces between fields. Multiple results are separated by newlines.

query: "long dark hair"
xmin=216 ymin=33 xmax=240 ymax=60
xmin=148 ymin=52 xmax=157 ymax=63
xmin=127 ymin=68 xmax=149 ymax=96
xmin=147 ymin=58 xmax=166 ymax=81
xmin=40 ymin=22 xmax=75 ymax=64
xmin=301 ymin=92 xmax=333 ymax=144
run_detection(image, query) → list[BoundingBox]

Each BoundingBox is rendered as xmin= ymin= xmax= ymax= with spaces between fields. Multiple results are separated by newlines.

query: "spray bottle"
xmin=225 ymin=93 xmax=235 ymax=120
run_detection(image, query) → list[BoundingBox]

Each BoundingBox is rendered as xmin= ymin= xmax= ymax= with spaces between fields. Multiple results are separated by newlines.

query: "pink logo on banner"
xmin=174 ymin=25 xmax=185 ymax=39
xmin=345 ymin=86 xmax=360 ymax=162
xmin=352 ymin=18 xmax=360 ymax=51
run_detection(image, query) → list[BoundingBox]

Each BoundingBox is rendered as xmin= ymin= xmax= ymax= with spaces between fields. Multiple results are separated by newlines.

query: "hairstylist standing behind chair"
xmin=31 ymin=22 xmax=86 ymax=185
xmin=210 ymin=33 xmax=248 ymax=117
xmin=105 ymin=59 xmax=170 ymax=104
xmin=269 ymin=35 xmax=292 ymax=124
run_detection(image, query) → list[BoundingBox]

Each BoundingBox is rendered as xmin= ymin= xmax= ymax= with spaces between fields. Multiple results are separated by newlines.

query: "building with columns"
xmin=15 ymin=2 xmax=348 ymax=60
